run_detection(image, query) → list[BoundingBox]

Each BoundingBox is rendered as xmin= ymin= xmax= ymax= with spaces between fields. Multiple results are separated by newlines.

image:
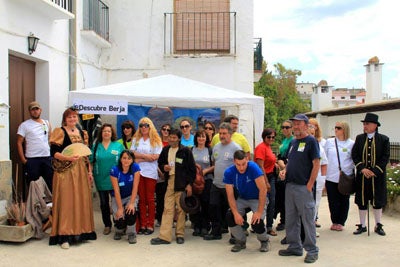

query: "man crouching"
xmin=224 ymin=150 xmax=270 ymax=252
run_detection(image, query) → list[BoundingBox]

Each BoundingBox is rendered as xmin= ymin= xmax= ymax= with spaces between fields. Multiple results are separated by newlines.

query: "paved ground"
xmin=1 ymin=195 xmax=399 ymax=267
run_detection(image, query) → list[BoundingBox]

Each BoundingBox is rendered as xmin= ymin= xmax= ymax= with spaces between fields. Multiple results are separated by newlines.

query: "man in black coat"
xmin=151 ymin=128 xmax=196 ymax=245
xmin=351 ymin=113 xmax=390 ymax=236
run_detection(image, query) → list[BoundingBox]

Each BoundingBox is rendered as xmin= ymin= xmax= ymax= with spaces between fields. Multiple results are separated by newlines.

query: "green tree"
xmin=254 ymin=62 xmax=310 ymax=143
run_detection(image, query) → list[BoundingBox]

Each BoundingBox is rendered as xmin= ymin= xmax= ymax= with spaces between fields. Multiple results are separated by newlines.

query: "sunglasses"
xmin=122 ymin=126 xmax=132 ymax=130
xmin=204 ymin=127 xmax=213 ymax=130
xmin=180 ymin=124 xmax=190 ymax=129
xmin=139 ymin=123 xmax=150 ymax=128
xmin=161 ymin=127 xmax=170 ymax=132
xmin=335 ymin=126 xmax=343 ymax=130
xmin=281 ymin=126 xmax=291 ymax=129
xmin=266 ymin=135 xmax=275 ymax=139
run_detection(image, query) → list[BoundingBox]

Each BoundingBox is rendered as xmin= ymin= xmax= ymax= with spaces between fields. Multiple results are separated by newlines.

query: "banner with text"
xmin=72 ymin=99 xmax=128 ymax=115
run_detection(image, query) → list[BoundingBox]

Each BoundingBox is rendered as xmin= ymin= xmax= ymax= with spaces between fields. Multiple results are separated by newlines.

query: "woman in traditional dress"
xmin=49 ymin=107 xmax=96 ymax=249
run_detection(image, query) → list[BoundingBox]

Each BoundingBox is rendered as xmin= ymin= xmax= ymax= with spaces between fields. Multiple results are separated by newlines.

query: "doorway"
xmin=8 ymin=55 xmax=36 ymax=199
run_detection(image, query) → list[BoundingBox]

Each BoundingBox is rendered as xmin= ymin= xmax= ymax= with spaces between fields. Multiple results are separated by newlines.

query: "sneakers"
xmin=259 ymin=240 xmax=270 ymax=252
xmin=60 ymin=242 xmax=70 ymax=249
xmin=193 ymin=228 xmax=201 ymax=236
xmin=353 ymin=224 xmax=367 ymax=235
xmin=114 ymin=232 xmax=122 ymax=240
xmin=231 ymin=241 xmax=246 ymax=252
xmin=200 ymin=228 xmax=209 ymax=237
xmin=144 ymin=228 xmax=154 ymax=235
xmin=276 ymin=223 xmax=285 ymax=231
xmin=128 ymin=234 xmax=137 ymax=244
xmin=304 ymin=254 xmax=318 ymax=263
xmin=267 ymin=229 xmax=277 ymax=236
xmin=103 ymin=227 xmax=111 ymax=235
xmin=203 ymin=234 xmax=222 ymax=240
xmin=331 ymin=224 xmax=344 ymax=231
xmin=374 ymin=223 xmax=386 ymax=236
xmin=336 ymin=224 xmax=343 ymax=231
xmin=278 ymin=249 xmax=303 ymax=257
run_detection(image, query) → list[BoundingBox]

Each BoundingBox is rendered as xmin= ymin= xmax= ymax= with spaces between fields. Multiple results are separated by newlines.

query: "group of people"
xmin=17 ymin=101 xmax=390 ymax=264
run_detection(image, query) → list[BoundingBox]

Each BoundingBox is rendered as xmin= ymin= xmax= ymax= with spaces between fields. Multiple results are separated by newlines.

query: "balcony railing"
xmin=83 ymin=0 xmax=109 ymax=41
xmin=51 ymin=0 xmax=72 ymax=12
xmin=164 ymin=12 xmax=236 ymax=55
xmin=254 ymin=38 xmax=263 ymax=71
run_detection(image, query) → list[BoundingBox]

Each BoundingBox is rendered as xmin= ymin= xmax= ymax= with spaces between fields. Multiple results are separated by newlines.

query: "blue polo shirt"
xmin=223 ymin=161 xmax=263 ymax=200
xmin=110 ymin=163 xmax=141 ymax=199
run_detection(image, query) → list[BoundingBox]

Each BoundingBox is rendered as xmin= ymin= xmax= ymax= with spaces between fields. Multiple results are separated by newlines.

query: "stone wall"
xmin=0 ymin=160 xmax=12 ymax=221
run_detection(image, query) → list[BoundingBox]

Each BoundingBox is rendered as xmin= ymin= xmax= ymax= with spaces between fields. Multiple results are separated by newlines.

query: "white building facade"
xmin=0 ymin=0 xmax=256 ymax=211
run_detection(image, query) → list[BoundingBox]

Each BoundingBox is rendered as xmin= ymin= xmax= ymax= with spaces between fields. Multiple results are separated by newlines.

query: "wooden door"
xmin=8 ymin=55 xmax=36 ymax=200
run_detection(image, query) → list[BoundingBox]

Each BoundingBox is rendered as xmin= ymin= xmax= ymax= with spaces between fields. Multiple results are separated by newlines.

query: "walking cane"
xmin=367 ymin=202 xmax=370 ymax=236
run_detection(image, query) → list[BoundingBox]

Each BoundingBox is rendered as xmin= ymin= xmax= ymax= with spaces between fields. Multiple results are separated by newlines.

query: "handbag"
xmin=334 ymin=138 xmax=355 ymax=195
xmin=192 ymin=164 xmax=205 ymax=195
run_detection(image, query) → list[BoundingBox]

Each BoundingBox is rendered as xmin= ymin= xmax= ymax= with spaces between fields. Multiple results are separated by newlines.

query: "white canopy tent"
xmin=68 ymin=74 xmax=265 ymax=148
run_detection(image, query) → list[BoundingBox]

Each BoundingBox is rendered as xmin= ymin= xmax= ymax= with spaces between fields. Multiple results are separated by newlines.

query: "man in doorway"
xmin=211 ymin=115 xmax=251 ymax=159
xmin=224 ymin=150 xmax=270 ymax=253
xmin=17 ymin=101 xmax=53 ymax=191
xmin=351 ymin=113 xmax=390 ymax=236
xmin=278 ymin=114 xmax=320 ymax=264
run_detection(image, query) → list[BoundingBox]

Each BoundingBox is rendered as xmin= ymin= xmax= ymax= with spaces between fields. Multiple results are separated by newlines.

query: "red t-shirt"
xmin=254 ymin=142 xmax=276 ymax=174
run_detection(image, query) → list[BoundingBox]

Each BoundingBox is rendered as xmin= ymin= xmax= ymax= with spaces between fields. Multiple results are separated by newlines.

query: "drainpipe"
xmin=69 ymin=0 xmax=77 ymax=91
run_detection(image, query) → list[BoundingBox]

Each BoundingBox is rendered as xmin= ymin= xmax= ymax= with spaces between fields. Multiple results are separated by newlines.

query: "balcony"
xmin=164 ymin=12 xmax=236 ymax=56
xmin=254 ymin=38 xmax=263 ymax=72
xmin=82 ymin=0 xmax=110 ymax=46
xmin=16 ymin=0 xmax=74 ymax=20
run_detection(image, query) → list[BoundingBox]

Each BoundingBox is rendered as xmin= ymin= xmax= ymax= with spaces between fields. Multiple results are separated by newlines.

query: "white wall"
xmin=74 ymin=0 xmax=256 ymax=144
xmin=0 ymin=0 xmax=71 ymax=159
xmin=318 ymin=110 xmax=400 ymax=142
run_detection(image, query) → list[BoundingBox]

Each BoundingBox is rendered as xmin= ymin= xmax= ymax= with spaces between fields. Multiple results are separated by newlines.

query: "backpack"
xmin=192 ymin=164 xmax=205 ymax=195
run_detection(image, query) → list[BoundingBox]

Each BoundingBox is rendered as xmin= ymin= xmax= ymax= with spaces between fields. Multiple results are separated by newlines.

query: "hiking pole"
xmin=367 ymin=202 xmax=370 ymax=236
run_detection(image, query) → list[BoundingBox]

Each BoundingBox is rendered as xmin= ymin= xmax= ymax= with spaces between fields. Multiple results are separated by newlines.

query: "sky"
xmin=254 ymin=0 xmax=400 ymax=98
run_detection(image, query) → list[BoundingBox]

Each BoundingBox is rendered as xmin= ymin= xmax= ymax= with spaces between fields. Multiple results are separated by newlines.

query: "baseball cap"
xmin=28 ymin=101 xmax=41 ymax=110
xmin=290 ymin=114 xmax=309 ymax=124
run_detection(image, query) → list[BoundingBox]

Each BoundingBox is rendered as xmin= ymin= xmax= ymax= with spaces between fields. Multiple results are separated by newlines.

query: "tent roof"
xmin=69 ymin=74 xmax=264 ymax=109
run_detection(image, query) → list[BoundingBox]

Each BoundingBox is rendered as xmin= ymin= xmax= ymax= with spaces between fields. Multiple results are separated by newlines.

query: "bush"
xmin=387 ymin=163 xmax=400 ymax=202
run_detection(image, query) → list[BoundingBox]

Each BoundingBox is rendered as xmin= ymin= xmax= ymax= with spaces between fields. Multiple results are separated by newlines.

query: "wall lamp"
xmin=27 ymin=33 xmax=40 ymax=55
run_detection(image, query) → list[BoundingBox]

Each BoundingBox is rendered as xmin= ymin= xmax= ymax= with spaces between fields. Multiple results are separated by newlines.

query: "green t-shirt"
xmin=91 ymin=141 xmax=124 ymax=191
xmin=117 ymin=138 xmax=132 ymax=150
xmin=279 ymin=135 xmax=294 ymax=157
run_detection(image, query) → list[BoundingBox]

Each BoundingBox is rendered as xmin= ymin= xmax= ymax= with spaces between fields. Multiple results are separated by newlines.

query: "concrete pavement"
xmin=1 ymin=195 xmax=399 ymax=267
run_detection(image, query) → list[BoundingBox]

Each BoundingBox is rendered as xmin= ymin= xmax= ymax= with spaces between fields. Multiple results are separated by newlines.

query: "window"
xmin=165 ymin=0 xmax=235 ymax=55
xmin=83 ymin=0 xmax=109 ymax=41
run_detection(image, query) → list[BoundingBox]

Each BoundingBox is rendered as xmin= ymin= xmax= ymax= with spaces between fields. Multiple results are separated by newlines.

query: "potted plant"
xmin=6 ymin=167 xmax=27 ymax=226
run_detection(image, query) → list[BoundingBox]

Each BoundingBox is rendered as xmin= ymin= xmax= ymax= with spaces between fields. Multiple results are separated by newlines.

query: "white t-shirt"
xmin=316 ymin=142 xmax=328 ymax=190
xmin=130 ymin=138 xmax=162 ymax=180
xmin=17 ymin=119 xmax=50 ymax=158
xmin=324 ymin=137 xmax=355 ymax=183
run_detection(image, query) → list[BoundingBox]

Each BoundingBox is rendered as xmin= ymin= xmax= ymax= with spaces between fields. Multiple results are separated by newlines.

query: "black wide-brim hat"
xmin=361 ymin=112 xmax=381 ymax=127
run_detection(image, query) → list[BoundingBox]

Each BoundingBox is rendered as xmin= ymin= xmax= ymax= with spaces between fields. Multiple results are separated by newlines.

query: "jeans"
xmin=266 ymin=174 xmax=276 ymax=229
xmin=98 ymin=190 xmax=112 ymax=227
xmin=326 ymin=180 xmax=350 ymax=225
